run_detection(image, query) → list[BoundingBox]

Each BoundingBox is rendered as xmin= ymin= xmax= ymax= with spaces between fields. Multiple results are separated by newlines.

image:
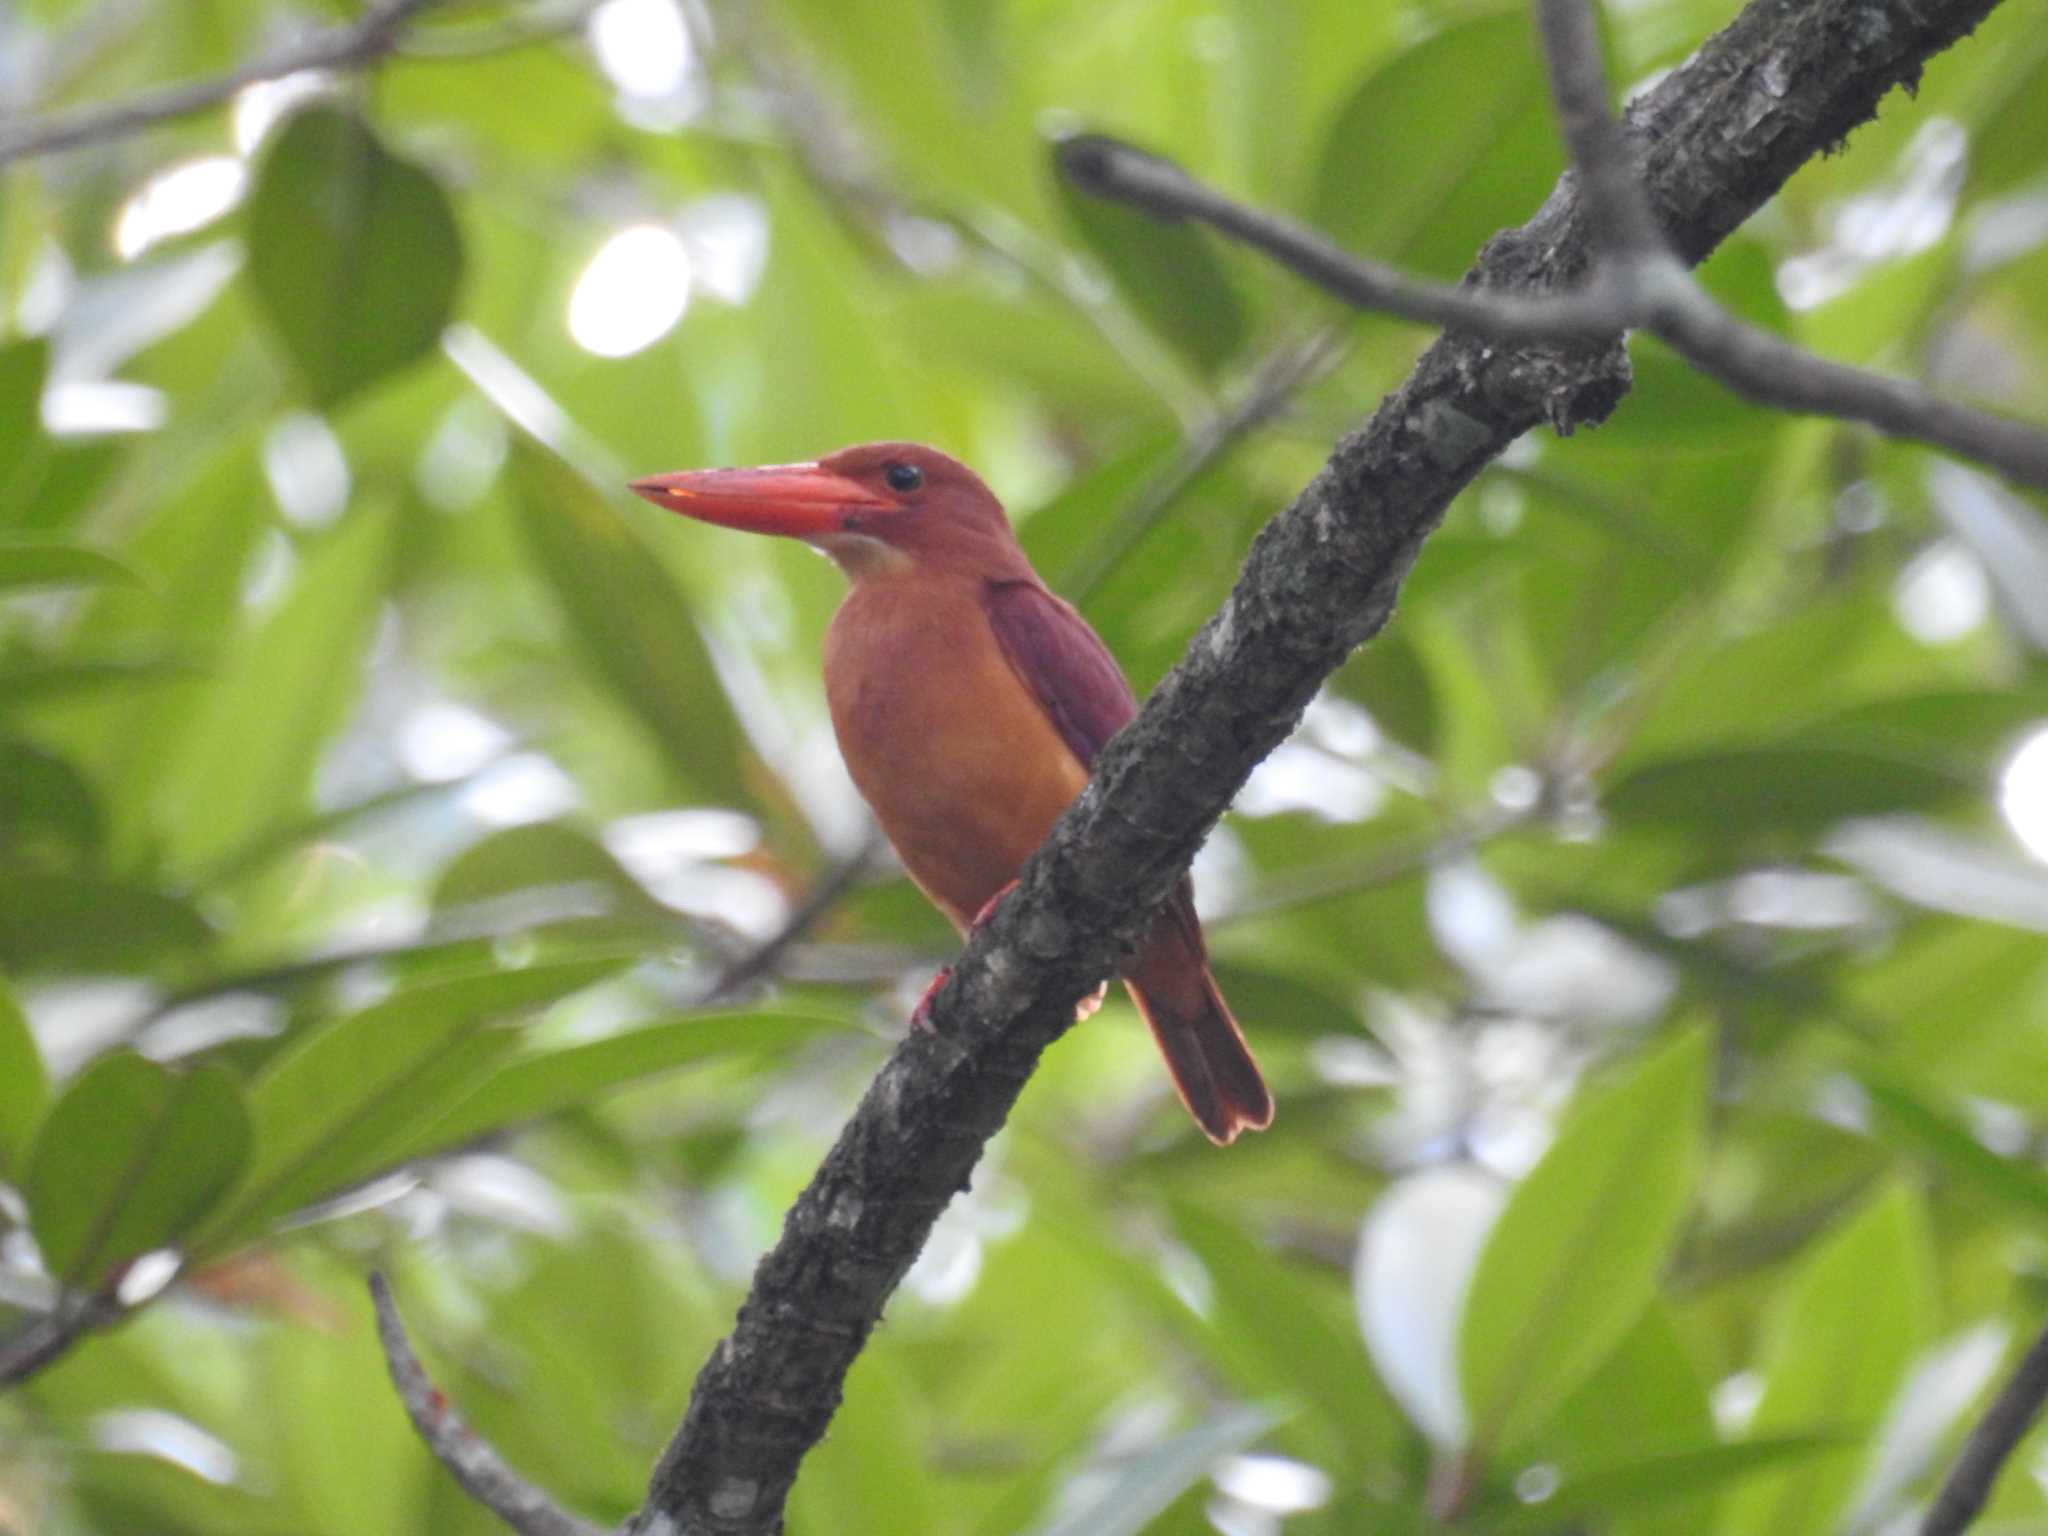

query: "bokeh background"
xmin=4 ymin=0 xmax=2048 ymax=1532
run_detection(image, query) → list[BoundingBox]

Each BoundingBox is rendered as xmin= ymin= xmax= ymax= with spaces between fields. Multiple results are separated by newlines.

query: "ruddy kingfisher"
xmin=629 ymin=442 xmax=1271 ymax=1144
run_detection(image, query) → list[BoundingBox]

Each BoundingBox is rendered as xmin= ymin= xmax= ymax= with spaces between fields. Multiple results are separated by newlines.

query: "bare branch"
xmin=697 ymin=838 xmax=883 ymax=1005
xmin=1054 ymin=135 xmax=1630 ymax=345
xmin=1057 ymin=122 xmax=2048 ymax=494
xmin=1066 ymin=326 xmax=1352 ymax=601
xmin=0 ymin=1293 xmax=122 ymax=1389
xmin=1921 ymin=1318 xmax=2048 ymax=1536
xmin=0 ymin=0 xmax=447 ymax=167
xmin=368 ymin=1273 xmax=609 ymax=1536
xmin=1531 ymin=0 xmax=1666 ymax=259
xmin=625 ymin=1 xmax=2006 ymax=1532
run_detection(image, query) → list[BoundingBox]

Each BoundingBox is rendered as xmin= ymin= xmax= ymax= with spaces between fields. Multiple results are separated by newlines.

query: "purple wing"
xmin=983 ymin=579 xmax=1137 ymax=768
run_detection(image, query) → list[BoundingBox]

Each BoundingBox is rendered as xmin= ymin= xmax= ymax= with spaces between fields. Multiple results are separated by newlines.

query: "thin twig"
xmin=1920 ymin=1318 xmax=2048 ymax=1536
xmin=0 ymin=1293 xmax=123 ymax=1389
xmin=0 ymin=0 xmax=446 ymax=167
xmin=1055 ymin=137 xmax=2048 ymax=492
xmin=1055 ymin=136 xmax=1630 ymax=343
xmin=1532 ymin=0 xmax=1666 ymax=260
xmin=1065 ymin=326 xmax=1352 ymax=602
xmin=1214 ymin=805 xmax=1535 ymax=926
xmin=368 ymin=1273 xmax=609 ymax=1536
xmin=698 ymin=836 xmax=883 ymax=1004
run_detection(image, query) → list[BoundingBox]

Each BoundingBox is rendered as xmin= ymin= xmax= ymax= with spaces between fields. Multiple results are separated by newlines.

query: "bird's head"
xmin=629 ymin=442 xmax=1025 ymax=580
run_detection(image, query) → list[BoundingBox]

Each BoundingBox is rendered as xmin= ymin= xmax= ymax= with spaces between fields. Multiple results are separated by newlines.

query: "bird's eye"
xmin=884 ymin=461 xmax=924 ymax=493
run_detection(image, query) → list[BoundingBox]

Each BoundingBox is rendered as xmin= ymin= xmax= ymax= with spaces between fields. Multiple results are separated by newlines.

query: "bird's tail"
xmin=1124 ymin=894 xmax=1273 ymax=1145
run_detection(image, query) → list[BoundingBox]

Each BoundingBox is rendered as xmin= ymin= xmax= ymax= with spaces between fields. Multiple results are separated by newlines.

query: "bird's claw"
xmin=908 ymin=966 xmax=951 ymax=1034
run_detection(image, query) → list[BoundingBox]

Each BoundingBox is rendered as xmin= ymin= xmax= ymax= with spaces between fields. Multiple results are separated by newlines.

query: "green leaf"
xmin=1855 ymin=1059 xmax=2048 ymax=1229
xmin=0 ymin=873 xmax=211 ymax=972
xmin=1309 ymin=10 xmax=1563 ymax=275
xmin=788 ymin=1351 xmax=941 ymax=1536
xmin=0 ymin=338 xmax=49 ymax=496
xmin=1055 ymin=146 xmax=1248 ymax=373
xmin=1460 ymin=1029 xmax=1709 ymax=1455
xmin=1030 ymin=1403 xmax=1281 ymax=1536
xmin=0 ymin=976 xmax=49 ymax=1179
xmin=25 ymin=1053 xmax=250 ymax=1287
xmin=1603 ymin=746 xmax=1970 ymax=832
xmin=1535 ymin=1304 xmax=1717 ymax=1536
xmin=246 ymin=106 xmax=462 ymax=406
xmin=0 ymin=543 xmax=141 ymax=594
xmin=160 ymin=500 xmax=392 ymax=872
xmin=431 ymin=819 xmax=664 ymax=922
xmin=1472 ymin=1435 xmax=1847 ymax=1534
xmin=1171 ymin=1199 xmax=1399 ymax=1456
xmin=194 ymin=958 xmax=623 ymax=1251
xmin=400 ymin=1011 xmax=839 ymax=1161
xmin=0 ymin=736 xmax=102 ymax=860
xmin=1718 ymin=1184 xmax=1934 ymax=1536
xmin=508 ymin=439 xmax=753 ymax=809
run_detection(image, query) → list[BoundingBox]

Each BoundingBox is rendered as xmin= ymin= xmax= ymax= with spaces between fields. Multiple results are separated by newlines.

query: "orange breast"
xmin=824 ymin=573 xmax=1088 ymax=930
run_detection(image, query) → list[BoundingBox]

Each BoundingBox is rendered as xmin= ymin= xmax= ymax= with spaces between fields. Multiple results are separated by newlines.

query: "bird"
xmin=629 ymin=442 xmax=1272 ymax=1145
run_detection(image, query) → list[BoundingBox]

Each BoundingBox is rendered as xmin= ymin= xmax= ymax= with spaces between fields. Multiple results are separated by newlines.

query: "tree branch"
xmin=1065 ymin=326 xmax=1351 ymax=601
xmin=624 ymin=0 xmax=2006 ymax=1532
xmin=1057 ymin=21 xmax=2048 ymax=494
xmin=369 ymin=1273 xmax=609 ymax=1536
xmin=0 ymin=0 xmax=447 ymax=167
xmin=0 ymin=1292 xmax=123 ymax=1389
xmin=1920 ymin=1317 xmax=2048 ymax=1536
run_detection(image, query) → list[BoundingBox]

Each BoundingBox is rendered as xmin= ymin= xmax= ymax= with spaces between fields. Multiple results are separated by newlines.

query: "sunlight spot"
xmin=398 ymin=701 xmax=515 ymax=783
xmin=1893 ymin=538 xmax=1989 ymax=644
xmin=1714 ymin=1371 xmax=1764 ymax=1434
xmin=680 ymin=194 xmax=771 ymax=305
xmin=16 ymin=240 xmax=73 ymax=334
xmin=460 ymin=752 xmax=583 ymax=826
xmin=232 ymin=71 xmax=335 ymax=154
xmin=1514 ymin=1464 xmax=1562 ymax=1504
xmin=416 ymin=396 xmax=509 ymax=511
xmin=240 ymin=528 xmax=297 ymax=611
xmin=263 ymin=413 xmax=351 ymax=528
xmin=42 ymin=381 xmax=166 ymax=435
xmin=94 ymin=1410 xmax=239 ymax=1485
xmin=589 ymin=0 xmax=694 ymax=98
xmin=1490 ymin=763 xmax=1542 ymax=811
xmin=1355 ymin=1166 xmax=1504 ymax=1447
xmin=605 ymin=808 xmax=760 ymax=866
xmin=568 ymin=225 xmax=692 ymax=357
xmin=1237 ymin=742 xmax=1385 ymax=822
xmin=2001 ymin=727 xmax=2048 ymax=862
xmin=115 ymin=1249 xmax=182 ymax=1306
xmin=1214 ymin=1455 xmax=1331 ymax=1514
xmin=113 ymin=157 xmax=246 ymax=261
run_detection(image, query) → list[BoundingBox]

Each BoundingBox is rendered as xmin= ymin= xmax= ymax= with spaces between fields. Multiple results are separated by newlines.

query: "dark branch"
xmin=626 ymin=0 xmax=2005 ymax=1531
xmin=368 ymin=1273 xmax=608 ymax=1536
xmin=695 ymin=838 xmax=882 ymax=1004
xmin=1059 ymin=40 xmax=2048 ymax=494
xmin=1921 ymin=1318 xmax=2048 ymax=1536
xmin=1531 ymin=0 xmax=1666 ymax=260
xmin=0 ymin=1293 xmax=123 ymax=1388
xmin=0 ymin=0 xmax=446 ymax=167
xmin=1054 ymin=134 xmax=1629 ymax=345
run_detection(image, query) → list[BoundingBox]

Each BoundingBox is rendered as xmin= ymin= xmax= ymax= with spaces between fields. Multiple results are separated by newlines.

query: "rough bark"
xmin=628 ymin=0 xmax=2003 ymax=1530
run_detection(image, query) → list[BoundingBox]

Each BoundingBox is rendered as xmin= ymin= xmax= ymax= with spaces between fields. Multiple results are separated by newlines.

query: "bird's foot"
xmin=966 ymin=879 xmax=1018 ymax=930
xmin=907 ymin=881 xmax=1020 ymax=1034
xmin=1075 ymin=981 xmax=1108 ymax=1022
xmin=908 ymin=965 xmax=951 ymax=1035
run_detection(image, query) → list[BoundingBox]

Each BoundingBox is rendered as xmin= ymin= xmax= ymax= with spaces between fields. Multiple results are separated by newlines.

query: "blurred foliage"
xmin=2 ymin=0 xmax=2048 ymax=1533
